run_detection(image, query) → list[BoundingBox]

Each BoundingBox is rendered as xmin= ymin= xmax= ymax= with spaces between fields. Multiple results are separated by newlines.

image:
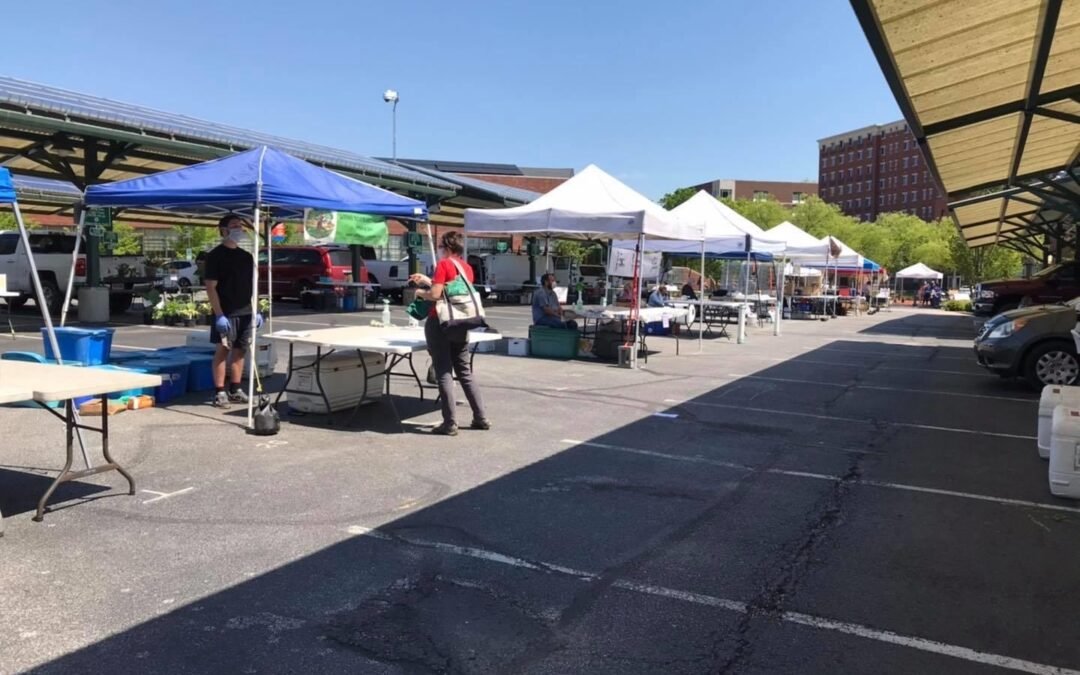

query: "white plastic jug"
xmin=381 ymin=299 xmax=392 ymax=327
xmin=1049 ymin=405 xmax=1080 ymax=499
xmin=1038 ymin=385 xmax=1080 ymax=458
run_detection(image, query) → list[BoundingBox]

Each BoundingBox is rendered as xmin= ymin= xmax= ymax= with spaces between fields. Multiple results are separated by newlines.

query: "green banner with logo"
xmin=303 ymin=209 xmax=388 ymax=246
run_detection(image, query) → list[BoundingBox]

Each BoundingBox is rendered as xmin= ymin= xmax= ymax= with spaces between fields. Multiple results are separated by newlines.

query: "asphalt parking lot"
xmin=1 ymin=301 xmax=1078 ymax=674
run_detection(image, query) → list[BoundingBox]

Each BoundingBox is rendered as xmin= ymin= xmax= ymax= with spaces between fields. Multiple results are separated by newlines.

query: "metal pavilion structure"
xmin=850 ymin=0 xmax=1080 ymax=260
xmin=0 ymin=76 xmax=537 ymax=283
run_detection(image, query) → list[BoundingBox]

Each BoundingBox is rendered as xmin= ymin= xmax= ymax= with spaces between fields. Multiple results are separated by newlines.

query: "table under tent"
xmin=464 ymin=164 xmax=701 ymax=365
xmin=81 ymin=146 xmax=429 ymax=427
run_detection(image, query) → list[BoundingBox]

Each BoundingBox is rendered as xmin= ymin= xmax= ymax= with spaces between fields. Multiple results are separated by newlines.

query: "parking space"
xmin=2 ymin=305 xmax=1079 ymax=673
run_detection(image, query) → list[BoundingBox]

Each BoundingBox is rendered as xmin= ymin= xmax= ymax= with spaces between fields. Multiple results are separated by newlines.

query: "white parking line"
xmin=728 ymin=373 xmax=1035 ymax=403
xmin=664 ymin=399 xmax=1037 ymax=441
xmin=561 ymin=439 xmax=1080 ymax=516
xmin=346 ymin=524 xmax=1080 ymax=674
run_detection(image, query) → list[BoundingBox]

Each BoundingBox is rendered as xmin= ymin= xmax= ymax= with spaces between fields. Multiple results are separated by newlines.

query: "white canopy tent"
xmin=895 ymin=262 xmax=943 ymax=280
xmin=464 ymin=164 xmax=700 ymax=364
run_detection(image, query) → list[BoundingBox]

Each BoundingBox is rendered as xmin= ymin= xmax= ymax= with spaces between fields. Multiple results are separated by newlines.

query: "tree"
xmin=789 ymin=196 xmax=849 ymax=238
xmin=724 ymin=197 xmax=790 ymax=230
xmin=949 ymin=234 xmax=1022 ymax=283
xmin=172 ymin=224 xmax=221 ymax=257
xmin=111 ymin=221 xmax=142 ymax=255
xmin=658 ymin=187 xmax=697 ymax=210
xmin=0 ymin=212 xmax=39 ymax=230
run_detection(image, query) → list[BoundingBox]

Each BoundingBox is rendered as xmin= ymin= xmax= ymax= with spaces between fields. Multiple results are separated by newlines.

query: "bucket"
xmin=120 ymin=358 xmax=189 ymax=404
xmin=41 ymin=327 xmax=114 ymax=365
xmin=1039 ymin=385 xmax=1080 ymax=458
xmin=152 ymin=350 xmax=215 ymax=392
xmin=1049 ymin=405 xmax=1080 ymax=500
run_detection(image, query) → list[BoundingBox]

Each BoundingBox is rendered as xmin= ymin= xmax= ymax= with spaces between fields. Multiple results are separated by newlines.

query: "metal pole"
xmin=392 ymin=100 xmax=398 ymax=161
xmin=633 ymin=232 xmax=644 ymax=367
xmin=698 ymin=237 xmax=705 ymax=352
xmin=247 ymin=204 xmax=260 ymax=429
xmin=267 ymin=217 xmax=274 ymax=332
xmin=13 ymin=203 xmax=91 ymax=468
xmin=61 ymin=208 xmax=87 ymax=327
xmin=774 ymin=256 xmax=785 ymax=337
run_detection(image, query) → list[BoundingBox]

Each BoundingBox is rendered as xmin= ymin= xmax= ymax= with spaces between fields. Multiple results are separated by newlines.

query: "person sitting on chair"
xmin=648 ymin=285 xmax=668 ymax=307
xmin=533 ymin=273 xmax=578 ymax=330
xmin=681 ymin=281 xmax=698 ymax=301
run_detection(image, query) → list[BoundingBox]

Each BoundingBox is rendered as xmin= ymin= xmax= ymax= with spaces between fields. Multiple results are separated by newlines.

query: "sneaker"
xmin=211 ymin=391 xmax=231 ymax=408
xmin=431 ymin=423 xmax=458 ymax=436
xmin=228 ymin=388 xmax=250 ymax=404
xmin=470 ymin=419 xmax=491 ymax=431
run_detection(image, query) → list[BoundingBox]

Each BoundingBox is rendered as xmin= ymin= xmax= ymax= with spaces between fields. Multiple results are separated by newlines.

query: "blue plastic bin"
xmin=152 ymin=350 xmax=215 ymax=392
xmin=41 ymin=327 xmax=115 ymax=365
xmin=644 ymin=321 xmax=671 ymax=336
xmin=120 ymin=358 xmax=189 ymax=404
xmin=110 ymin=350 xmax=151 ymax=365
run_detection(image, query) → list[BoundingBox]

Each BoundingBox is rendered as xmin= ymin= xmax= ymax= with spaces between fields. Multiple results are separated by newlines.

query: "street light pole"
xmin=383 ymin=89 xmax=399 ymax=160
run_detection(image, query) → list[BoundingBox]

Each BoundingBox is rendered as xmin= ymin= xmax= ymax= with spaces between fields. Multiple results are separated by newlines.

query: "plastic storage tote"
xmin=1038 ymin=385 xmax=1080 ymax=458
xmin=41 ymin=327 xmax=114 ymax=365
xmin=1049 ymin=405 xmax=1080 ymax=500
xmin=120 ymin=358 xmax=189 ymax=405
xmin=528 ymin=326 xmax=579 ymax=359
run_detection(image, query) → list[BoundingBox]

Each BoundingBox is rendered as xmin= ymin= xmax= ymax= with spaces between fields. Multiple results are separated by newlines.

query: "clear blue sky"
xmin=3 ymin=0 xmax=901 ymax=198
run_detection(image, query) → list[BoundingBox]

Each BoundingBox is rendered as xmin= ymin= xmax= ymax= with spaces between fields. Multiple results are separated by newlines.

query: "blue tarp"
xmin=84 ymin=146 xmax=427 ymax=219
xmin=0 ymin=167 xmax=15 ymax=203
xmin=863 ymin=259 xmax=881 ymax=271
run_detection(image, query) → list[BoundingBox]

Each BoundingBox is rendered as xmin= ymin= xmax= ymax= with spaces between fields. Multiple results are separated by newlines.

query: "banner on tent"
xmin=607 ymin=248 xmax=661 ymax=278
xmin=303 ymin=209 xmax=389 ymax=246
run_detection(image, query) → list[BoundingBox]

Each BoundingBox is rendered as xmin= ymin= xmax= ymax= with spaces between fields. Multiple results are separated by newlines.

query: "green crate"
xmin=528 ymin=326 xmax=579 ymax=359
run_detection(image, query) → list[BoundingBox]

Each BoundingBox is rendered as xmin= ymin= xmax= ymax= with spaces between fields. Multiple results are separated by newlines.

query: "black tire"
xmin=40 ymin=280 xmax=63 ymax=315
xmin=110 ymin=293 xmax=134 ymax=314
xmin=1023 ymin=340 xmax=1080 ymax=390
xmin=178 ymin=277 xmax=191 ymax=289
xmin=4 ymin=295 xmax=28 ymax=310
xmin=295 ymin=280 xmax=313 ymax=299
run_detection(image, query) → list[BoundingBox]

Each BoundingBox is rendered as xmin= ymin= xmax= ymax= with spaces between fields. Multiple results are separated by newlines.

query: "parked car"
xmin=159 ymin=259 xmax=198 ymax=290
xmin=258 ymin=245 xmax=362 ymax=299
xmin=359 ymin=246 xmax=434 ymax=299
xmin=974 ymin=263 xmax=1080 ymax=317
xmin=973 ymin=298 xmax=1080 ymax=388
xmin=0 ymin=230 xmax=148 ymax=313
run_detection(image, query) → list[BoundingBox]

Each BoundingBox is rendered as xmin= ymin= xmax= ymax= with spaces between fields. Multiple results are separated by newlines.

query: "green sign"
xmin=85 ymin=208 xmax=112 ymax=228
xmin=496 ymin=241 xmax=509 ymax=253
xmin=405 ymin=231 xmax=423 ymax=250
xmin=303 ymin=209 xmax=388 ymax=246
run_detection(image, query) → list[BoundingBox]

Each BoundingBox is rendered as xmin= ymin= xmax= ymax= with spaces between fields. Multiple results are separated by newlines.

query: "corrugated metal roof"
xmin=0 ymin=76 xmax=456 ymax=192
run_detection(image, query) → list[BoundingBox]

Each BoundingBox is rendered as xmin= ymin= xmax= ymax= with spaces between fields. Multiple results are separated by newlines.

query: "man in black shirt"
xmin=205 ymin=214 xmax=262 ymax=408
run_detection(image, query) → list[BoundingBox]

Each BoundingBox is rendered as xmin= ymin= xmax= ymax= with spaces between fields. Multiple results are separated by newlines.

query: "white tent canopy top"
xmin=895 ymin=262 xmax=943 ymax=280
xmin=768 ymin=221 xmax=823 ymax=249
xmin=674 ymin=190 xmax=768 ymax=238
xmin=463 ymin=164 xmax=698 ymax=240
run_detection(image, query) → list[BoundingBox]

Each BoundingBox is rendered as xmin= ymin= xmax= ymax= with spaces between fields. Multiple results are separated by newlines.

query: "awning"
xmin=895 ymin=262 xmax=943 ymax=280
xmin=0 ymin=167 xmax=14 ymax=203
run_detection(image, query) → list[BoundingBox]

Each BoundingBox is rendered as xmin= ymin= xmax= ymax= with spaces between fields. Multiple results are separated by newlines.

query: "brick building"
xmin=817 ymin=121 xmax=948 ymax=222
xmin=691 ymin=178 xmax=817 ymax=207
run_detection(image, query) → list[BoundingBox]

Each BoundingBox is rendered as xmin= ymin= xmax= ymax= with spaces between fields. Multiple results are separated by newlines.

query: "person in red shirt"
xmin=409 ymin=231 xmax=489 ymax=435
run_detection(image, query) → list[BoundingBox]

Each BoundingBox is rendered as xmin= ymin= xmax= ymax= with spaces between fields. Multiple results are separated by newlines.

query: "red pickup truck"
xmin=974 ymin=263 xmax=1080 ymax=317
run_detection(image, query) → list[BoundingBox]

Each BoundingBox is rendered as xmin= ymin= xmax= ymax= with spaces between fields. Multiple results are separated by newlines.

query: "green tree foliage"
xmin=658 ymin=187 xmax=697 ymax=210
xmin=0 ymin=212 xmax=39 ymax=230
xmin=172 ymin=224 xmax=221 ymax=256
xmin=111 ymin=221 xmax=143 ymax=255
xmin=723 ymin=197 xmax=789 ymax=230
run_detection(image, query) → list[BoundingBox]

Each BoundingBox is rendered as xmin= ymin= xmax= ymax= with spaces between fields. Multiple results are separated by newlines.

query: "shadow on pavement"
xmin=858 ymin=311 xmax=976 ymax=340
xmin=19 ymin=339 xmax=1079 ymax=674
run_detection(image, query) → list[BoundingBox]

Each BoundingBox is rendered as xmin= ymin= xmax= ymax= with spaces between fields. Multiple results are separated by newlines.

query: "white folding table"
xmin=265 ymin=325 xmax=501 ymax=427
xmin=0 ymin=360 xmax=162 ymax=530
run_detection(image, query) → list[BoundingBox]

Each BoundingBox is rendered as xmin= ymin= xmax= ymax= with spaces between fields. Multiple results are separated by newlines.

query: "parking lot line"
xmin=346 ymin=524 xmax=1080 ymax=675
xmin=727 ymin=373 xmax=1036 ymax=403
xmin=665 ymin=399 xmax=1037 ymax=440
xmin=561 ymin=439 xmax=1080 ymax=516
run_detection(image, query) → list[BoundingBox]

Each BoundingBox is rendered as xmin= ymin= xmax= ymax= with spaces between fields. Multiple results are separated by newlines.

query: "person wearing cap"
xmin=205 ymin=214 xmax=263 ymax=408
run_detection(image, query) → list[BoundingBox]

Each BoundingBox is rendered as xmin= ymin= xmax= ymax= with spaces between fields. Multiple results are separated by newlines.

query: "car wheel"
xmin=1024 ymin=341 xmax=1080 ymax=389
xmin=41 ymin=280 xmax=63 ymax=315
xmin=296 ymin=280 xmax=313 ymax=299
xmin=178 ymin=277 xmax=191 ymax=289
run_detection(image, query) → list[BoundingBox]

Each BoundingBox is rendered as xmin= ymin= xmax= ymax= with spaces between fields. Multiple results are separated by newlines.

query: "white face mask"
xmin=226 ymin=229 xmax=249 ymax=246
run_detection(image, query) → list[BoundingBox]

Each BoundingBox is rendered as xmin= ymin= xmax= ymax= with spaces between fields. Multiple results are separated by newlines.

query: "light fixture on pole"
xmin=383 ymin=89 xmax=399 ymax=160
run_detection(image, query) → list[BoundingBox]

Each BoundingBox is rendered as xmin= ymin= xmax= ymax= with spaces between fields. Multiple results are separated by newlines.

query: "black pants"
xmin=425 ymin=316 xmax=485 ymax=426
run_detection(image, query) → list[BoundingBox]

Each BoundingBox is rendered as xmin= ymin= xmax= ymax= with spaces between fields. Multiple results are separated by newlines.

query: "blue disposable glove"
xmin=215 ymin=315 xmax=231 ymax=334
xmin=255 ymin=312 xmax=264 ymax=329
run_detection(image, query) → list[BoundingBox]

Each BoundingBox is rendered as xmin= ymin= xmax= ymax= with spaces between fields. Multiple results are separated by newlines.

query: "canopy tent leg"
xmin=632 ymin=233 xmax=644 ymax=367
xmin=267 ymin=216 xmax=274 ymax=332
xmin=774 ymin=257 xmax=785 ymax=337
xmin=60 ymin=208 xmax=87 ymax=327
xmin=247 ymin=204 xmax=261 ymax=429
xmin=12 ymin=203 xmax=91 ymax=468
xmin=737 ymin=250 xmax=750 ymax=344
xmin=698 ymin=238 xmax=705 ymax=353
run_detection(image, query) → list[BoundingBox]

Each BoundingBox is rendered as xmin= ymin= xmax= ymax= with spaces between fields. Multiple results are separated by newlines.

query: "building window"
xmin=880 ymin=162 xmax=885 ymax=172
xmin=839 ymin=154 xmax=844 ymax=165
xmin=752 ymin=190 xmax=770 ymax=202
xmin=867 ymin=147 xmax=874 ymax=158
xmin=719 ymin=189 xmax=733 ymax=198
xmin=848 ymin=152 xmax=854 ymax=162
xmin=821 ymin=157 xmax=828 ymax=168
xmin=792 ymin=191 xmax=806 ymax=204
xmin=902 ymin=175 xmax=908 ymax=186
xmin=856 ymin=150 xmax=862 ymax=160
xmin=878 ymin=195 xmax=884 ymax=206
xmin=911 ymin=173 xmax=918 ymax=185
xmin=902 ymin=157 xmax=909 ymax=169
xmin=865 ymin=180 xmax=871 ymax=192
xmin=846 ymin=184 xmax=852 ymax=195
xmin=913 ymin=154 xmax=919 ymax=167
xmin=902 ymin=192 xmax=908 ymax=204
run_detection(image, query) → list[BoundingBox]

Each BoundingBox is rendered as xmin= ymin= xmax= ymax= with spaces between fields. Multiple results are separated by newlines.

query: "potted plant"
xmin=158 ymin=299 xmax=182 ymax=326
xmin=258 ymin=297 xmax=271 ymax=319
xmin=178 ymin=301 xmax=198 ymax=327
xmin=196 ymin=301 xmax=213 ymax=325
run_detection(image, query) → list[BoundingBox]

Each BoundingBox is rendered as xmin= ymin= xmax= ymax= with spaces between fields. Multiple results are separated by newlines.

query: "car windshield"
xmin=328 ymin=250 xmax=352 ymax=267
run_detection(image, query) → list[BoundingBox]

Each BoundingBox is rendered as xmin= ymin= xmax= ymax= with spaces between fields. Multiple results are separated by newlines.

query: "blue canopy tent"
xmin=84 ymin=146 xmax=429 ymax=427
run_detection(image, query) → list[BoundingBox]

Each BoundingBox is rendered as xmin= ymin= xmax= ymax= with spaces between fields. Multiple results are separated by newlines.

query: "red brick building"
xmin=692 ymin=178 xmax=817 ymax=207
xmin=817 ymin=121 xmax=948 ymax=222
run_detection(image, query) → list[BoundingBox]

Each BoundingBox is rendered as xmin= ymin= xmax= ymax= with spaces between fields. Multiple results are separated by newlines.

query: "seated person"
xmin=681 ymin=282 xmax=697 ymax=301
xmin=532 ymin=273 xmax=578 ymax=330
xmin=647 ymin=286 xmax=668 ymax=307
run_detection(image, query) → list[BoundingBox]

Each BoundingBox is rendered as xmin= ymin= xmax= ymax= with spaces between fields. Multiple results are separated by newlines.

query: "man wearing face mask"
xmin=204 ymin=214 xmax=263 ymax=408
xmin=532 ymin=272 xmax=578 ymax=330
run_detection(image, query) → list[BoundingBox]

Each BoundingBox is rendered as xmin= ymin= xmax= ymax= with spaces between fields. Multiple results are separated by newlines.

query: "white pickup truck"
xmin=0 ymin=231 xmax=147 ymax=313
xmin=357 ymin=246 xmax=434 ymax=299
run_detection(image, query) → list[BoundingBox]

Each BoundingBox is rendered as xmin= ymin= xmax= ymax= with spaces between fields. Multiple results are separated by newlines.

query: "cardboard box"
xmin=126 ymin=395 xmax=155 ymax=410
xmin=79 ymin=399 xmax=127 ymax=416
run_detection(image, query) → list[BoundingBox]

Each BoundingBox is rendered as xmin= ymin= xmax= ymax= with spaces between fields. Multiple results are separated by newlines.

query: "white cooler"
xmin=185 ymin=329 xmax=276 ymax=378
xmin=288 ymin=351 xmax=386 ymax=414
xmin=1038 ymin=385 xmax=1080 ymax=458
xmin=1049 ymin=405 xmax=1080 ymax=500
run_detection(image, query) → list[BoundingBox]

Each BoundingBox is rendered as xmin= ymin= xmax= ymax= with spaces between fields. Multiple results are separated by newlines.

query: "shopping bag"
xmin=436 ymin=258 xmax=487 ymax=340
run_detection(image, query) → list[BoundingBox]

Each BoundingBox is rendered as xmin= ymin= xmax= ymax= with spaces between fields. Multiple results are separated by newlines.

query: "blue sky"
xmin=3 ymin=0 xmax=901 ymax=198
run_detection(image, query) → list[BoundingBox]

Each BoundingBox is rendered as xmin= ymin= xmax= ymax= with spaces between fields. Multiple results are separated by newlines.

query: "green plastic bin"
xmin=528 ymin=326 xmax=579 ymax=359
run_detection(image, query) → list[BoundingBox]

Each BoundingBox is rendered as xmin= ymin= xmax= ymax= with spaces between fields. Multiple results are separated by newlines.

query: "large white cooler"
xmin=185 ymin=329 xmax=275 ymax=378
xmin=1038 ymin=385 xmax=1080 ymax=458
xmin=1049 ymin=405 xmax=1080 ymax=499
xmin=288 ymin=350 xmax=386 ymax=414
